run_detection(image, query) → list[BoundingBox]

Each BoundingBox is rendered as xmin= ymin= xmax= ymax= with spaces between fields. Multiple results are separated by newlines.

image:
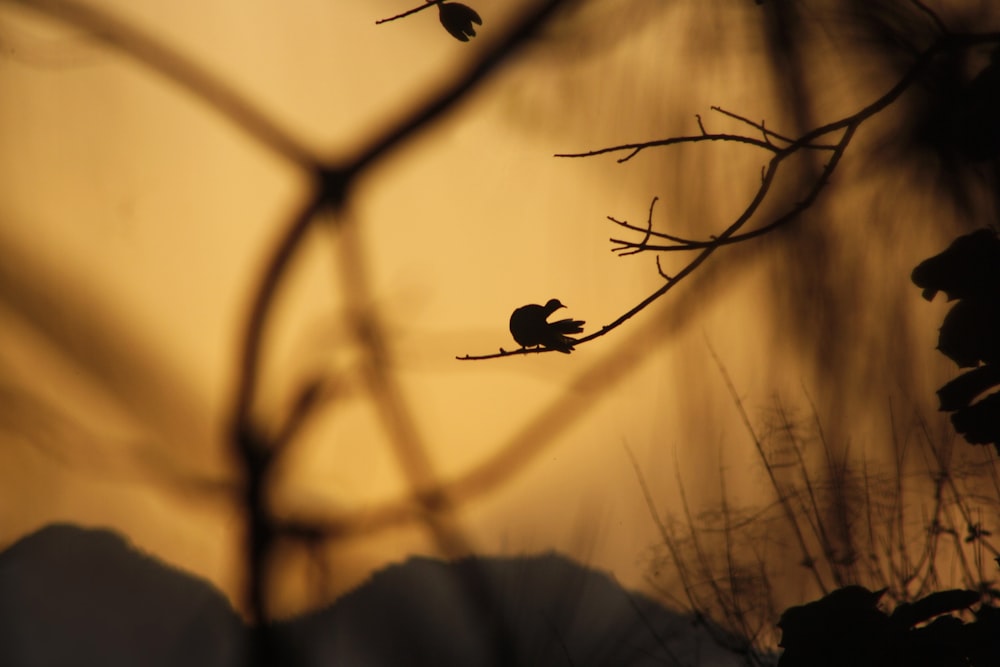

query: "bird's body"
xmin=509 ymin=299 xmax=584 ymax=353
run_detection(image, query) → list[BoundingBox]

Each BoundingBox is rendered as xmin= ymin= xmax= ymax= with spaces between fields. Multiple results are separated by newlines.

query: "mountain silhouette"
xmin=0 ymin=523 xmax=246 ymax=667
xmin=0 ymin=524 xmax=747 ymax=666
xmin=275 ymin=551 xmax=746 ymax=666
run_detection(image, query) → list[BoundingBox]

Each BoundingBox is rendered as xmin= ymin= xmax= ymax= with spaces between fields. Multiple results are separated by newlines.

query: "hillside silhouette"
xmin=0 ymin=524 xmax=246 ymax=667
xmin=0 ymin=524 xmax=748 ymax=666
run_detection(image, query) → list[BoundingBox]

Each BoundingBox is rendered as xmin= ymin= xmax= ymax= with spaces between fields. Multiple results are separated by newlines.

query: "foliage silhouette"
xmin=913 ymin=228 xmax=1000 ymax=454
xmin=632 ymin=355 xmax=1000 ymax=664
xmin=376 ymin=0 xmax=483 ymax=42
xmin=438 ymin=3 xmax=483 ymax=42
xmin=776 ymin=584 xmax=996 ymax=667
xmin=939 ymin=45 xmax=1000 ymax=162
xmin=4 ymin=1 xmax=1000 ymax=666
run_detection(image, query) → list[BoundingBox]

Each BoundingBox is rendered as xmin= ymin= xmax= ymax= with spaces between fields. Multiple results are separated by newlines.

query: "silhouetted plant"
xmin=632 ymin=360 xmax=1000 ymax=663
xmin=7 ymin=1 xmax=1000 ymax=666
xmin=776 ymin=585 xmax=996 ymax=667
xmin=458 ymin=1 xmax=1000 ymax=360
xmin=376 ymin=0 xmax=483 ymax=42
xmin=913 ymin=228 xmax=1000 ymax=454
xmin=438 ymin=3 xmax=482 ymax=42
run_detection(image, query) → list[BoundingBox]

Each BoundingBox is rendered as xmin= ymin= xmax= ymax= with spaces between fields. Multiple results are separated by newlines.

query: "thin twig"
xmin=459 ymin=146 xmax=785 ymax=360
xmin=348 ymin=0 xmax=565 ymax=181
xmin=718 ymin=458 xmax=753 ymax=643
xmin=711 ymin=106 xmax=797 ymax=146
xmin=705 ymin=340 xmax=827 ymax=593
xmin=674 ymin=457 xmax=737 ymax=631
xmin=776 ymin=401 xmax=837 ymax=585
xmin=30 ymin=0 xmax=574 ymax=648
xmin=555 ymin=132 xmax=779 ymax=162
xmin=463 ymin=31 xmax=1000 ymax=360
xmin=610 ymin=124 xmax=854 ymax=255
xmin=376 ymin=0 xmax=443 ymax=25
xmin=910 ymin=0 xmax=950 ymax=35
xmin=623 ymin=442 xmax=706 ymax=618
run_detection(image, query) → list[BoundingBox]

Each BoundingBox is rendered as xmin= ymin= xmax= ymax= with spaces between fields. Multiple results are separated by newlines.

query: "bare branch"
xmin=655 ymin=256 xmax=672 ymax=282
xmin=705 ymin=340 xmax=828 ymax=593
xmin=376 ymin=0 xmax=443 ymax=25
xmin=461 ymin=29 xmax=1000 ymax=360
xmin=910 ymin=0 xmax=951 ymax=35
xmin=9 ymin=0 xmax=572 ymax=641
xmin=711 ymin=105 xmax=797 ymax=146
xmin=555 ymin=132 xmax=779 ymax=163
xmin=456 ymin=344 xmax=560 ymax=361
xmin=608 ymin=213 xmax=701 ymax=250
xmin=608 ymin=196 xmax=666 ymax=256
xmin=272 ymin=375 xmax=345 ymax=451
xmin=461 ymin=147 xmax=785 ymax=359
xmin=624 ymin=442 xmax=705 ymax=615
xmin=346 ymin=0 xmax=565 ymax=179
xmin=613 ymin=125 xmax=855 ymax=255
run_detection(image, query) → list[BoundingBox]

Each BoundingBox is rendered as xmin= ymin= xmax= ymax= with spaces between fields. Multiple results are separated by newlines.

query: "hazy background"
xmin=1 ymin=0 xmax=997 ymax=627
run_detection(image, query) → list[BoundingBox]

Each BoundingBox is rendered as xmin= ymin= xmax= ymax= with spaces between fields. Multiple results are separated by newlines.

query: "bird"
xmin=509 ymin=299 xmax=585 ymax=354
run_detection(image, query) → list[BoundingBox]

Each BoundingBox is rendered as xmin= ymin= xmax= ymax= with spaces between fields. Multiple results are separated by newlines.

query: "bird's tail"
xmin=551 ymin=337 xmax=575 ymax=353
xmin=550 ymin=318 xmax=585 ymax=335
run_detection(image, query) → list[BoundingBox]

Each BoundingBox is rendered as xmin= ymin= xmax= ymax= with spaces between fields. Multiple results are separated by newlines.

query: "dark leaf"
xmin=438 ymin=3 xmax=482 ymax=42
xmin=911 ymin=228 xmax=1000 ymax=302
xmin=950 ymin=391 xmax=1000 ymax=454
xmin=948 ymin=48 xmax=1000 ymax=160
xmin=938 ymin=297 xmax=1000 ymax=368
xmin=777 ymin=586 xmax=887 ymax=652
xmin=891 ymin=590 xmax=980 ymax=628
xmin=967 ymin=604 xmax=1000 ymax=666
xmin=936 ymin=364 xmax=1000 ymax=410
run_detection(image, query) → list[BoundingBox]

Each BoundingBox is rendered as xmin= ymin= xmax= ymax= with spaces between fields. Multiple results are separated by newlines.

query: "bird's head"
xmin=544 ymin=298 xmax=566 ymax=312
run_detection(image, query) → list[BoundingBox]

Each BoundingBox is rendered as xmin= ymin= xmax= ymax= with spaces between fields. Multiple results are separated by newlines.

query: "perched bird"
xmin=509 ymin=299 xmax=585 ymax=354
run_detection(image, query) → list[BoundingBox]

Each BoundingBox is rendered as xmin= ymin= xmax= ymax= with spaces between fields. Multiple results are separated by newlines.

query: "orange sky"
xmin=1 ymin=0 xmax=997 ymax=624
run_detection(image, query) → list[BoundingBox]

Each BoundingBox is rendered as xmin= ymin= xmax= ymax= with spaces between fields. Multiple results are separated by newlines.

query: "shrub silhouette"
xmin=777 ymin=585 xmax=996 ymax=667
xmin=912 ymin=227 xmax=1000 ymax=454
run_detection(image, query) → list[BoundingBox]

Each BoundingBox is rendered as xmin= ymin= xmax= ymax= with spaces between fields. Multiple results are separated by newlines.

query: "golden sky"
xmin=1 ymin=0 xmax=997 ymax=625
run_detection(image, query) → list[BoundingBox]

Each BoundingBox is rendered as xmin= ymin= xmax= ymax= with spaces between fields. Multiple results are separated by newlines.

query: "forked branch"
xmin=458 ymin=28 xmax=1000 ymax=361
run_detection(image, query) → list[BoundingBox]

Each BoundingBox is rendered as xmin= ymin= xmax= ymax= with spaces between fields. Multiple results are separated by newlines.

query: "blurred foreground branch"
xmin=0 ymin=1 xmax=569 ymax=664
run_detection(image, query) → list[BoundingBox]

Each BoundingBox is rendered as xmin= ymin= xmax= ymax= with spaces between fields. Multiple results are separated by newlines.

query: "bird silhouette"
xmin=509 ymin=299 xmax=585 ymax=353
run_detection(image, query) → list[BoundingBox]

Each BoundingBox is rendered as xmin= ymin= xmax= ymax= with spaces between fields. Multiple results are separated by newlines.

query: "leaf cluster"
xmin=913 ymin=229 xmax=1000 ymax=454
